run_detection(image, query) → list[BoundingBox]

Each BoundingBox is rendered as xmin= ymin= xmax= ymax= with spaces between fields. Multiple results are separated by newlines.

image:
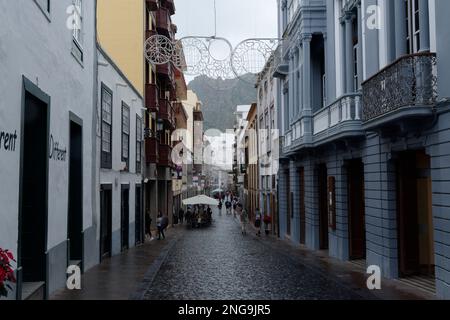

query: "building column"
xmin=302 ymin=34 xmax=312 ymax=111
xmin=419 ymin=0 xmax=430 ymax=52
xmin=394 ymin=0 xmax=407 ymax=57
xmin=288 ymin=52 xmax=294 ymax=124
xmin=356 ymin=4 xmax=363 ymax=90
xmin=345 ymin=12 xmax=355 ymax=93
xmin=340 ymin=20 xmax=346 ymax=94
xmin=293 ymin=49 xmax=299 ymax=118
xmin=323 ymin=32 xmax=328 ymax=106
xmin=297 ymin=39 xmax=303 ymax=114
xmin=325 ymin=0 xmax=336 ymax=102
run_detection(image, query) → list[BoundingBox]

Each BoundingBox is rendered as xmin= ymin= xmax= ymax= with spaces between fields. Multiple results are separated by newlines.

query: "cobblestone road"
xmin=144 ymin=210 xmax=364 ymax=300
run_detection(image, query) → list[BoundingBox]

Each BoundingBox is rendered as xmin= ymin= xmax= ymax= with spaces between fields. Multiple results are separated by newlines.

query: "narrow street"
xmin=143 ymin=209 xmax=363 ymax=300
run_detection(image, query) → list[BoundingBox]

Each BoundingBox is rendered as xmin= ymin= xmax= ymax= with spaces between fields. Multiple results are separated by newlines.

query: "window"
xmin=288 ymin=0 xmax=299 ymax=23
xmin=121 ymin=103 xmax=130 ymax=170
xmin=136 ymin=116 xmax=143 ymax=174
xmin=353 ymin=45 xmax=358 ymax=90
xmin=72 ymin=0 xmax=84 ymax=63
xmin=101 ymin=84 xmax=113 ymax=169
xmin=405 ymin=0 xmax=421 ymax=54
xmin=352 ymin=14 xmax=359 ymax=90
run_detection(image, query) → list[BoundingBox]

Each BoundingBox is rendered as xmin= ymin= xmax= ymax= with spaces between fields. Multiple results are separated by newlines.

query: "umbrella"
xmin=212 ymin=188 xmax=224 ymax=193
xmin=183 ymin=195 xmax=219 ymax=206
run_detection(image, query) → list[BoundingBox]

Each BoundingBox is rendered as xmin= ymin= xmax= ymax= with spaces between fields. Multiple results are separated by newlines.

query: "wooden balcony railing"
xmin=158 ymin=143 xmax=173 ymax=167
xmin=146 ymin=0 xmax=158 ymax=11
xmin=145 ymin=83 xmax=159 ymax=111
xmin=158 ymin=98 xmax=175 ymax=129
xmin=156 ymin=63 xmax=173 ymax=82
xmin=156 ymin=7 xmax=171 ymax=37
xmin=162 ymin=0 xmax=175 ymax=15
xmin=145 ymin=133 xmax=159 ymax=164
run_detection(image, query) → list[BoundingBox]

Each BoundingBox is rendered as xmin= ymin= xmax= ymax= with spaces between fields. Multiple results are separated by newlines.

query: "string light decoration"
xmin=143 ymin=0 xmax=282 ymax=87
xmin=144 ymin=35 xmax=282 ymax=79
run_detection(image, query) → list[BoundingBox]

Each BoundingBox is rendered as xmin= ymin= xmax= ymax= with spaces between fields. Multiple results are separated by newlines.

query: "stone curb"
xmin=129 ymin=230 xmax=183 ymax=300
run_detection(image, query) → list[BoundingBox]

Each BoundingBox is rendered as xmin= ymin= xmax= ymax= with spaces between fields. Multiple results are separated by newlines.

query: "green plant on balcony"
xmin=0 ymin=248 xmax=16 ymax=298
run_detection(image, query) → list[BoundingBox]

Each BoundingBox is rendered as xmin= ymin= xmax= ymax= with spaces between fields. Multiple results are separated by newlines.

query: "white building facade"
xmin=96 ymin=47 xmax=145 ymax=262
xmin=0 ymin=0 xmax=97 ymax=299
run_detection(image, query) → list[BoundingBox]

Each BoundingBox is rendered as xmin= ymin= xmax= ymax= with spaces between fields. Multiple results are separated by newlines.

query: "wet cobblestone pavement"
xmin=144 ymin=210 xmax=365 ymax=300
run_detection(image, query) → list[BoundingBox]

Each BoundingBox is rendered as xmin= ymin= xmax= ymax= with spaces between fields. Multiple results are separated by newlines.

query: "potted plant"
xmin=263 ymin=215 xmax=272 ymax=235
xmin=0 ymin=248 xmax=16 ymax=298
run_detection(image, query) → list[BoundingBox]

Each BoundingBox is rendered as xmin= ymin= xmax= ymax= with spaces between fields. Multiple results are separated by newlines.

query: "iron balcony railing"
xmin=362 ymin=52 xmax=437 ymax=122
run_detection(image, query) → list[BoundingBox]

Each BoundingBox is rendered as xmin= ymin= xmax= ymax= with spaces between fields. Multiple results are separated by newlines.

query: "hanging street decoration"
xmin=144 ymin=35 xmax=283 ymax=82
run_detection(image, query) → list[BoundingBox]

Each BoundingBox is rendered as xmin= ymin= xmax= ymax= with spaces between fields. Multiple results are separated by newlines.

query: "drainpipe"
xmin=92 ymin=0 xmax=99 ymax=237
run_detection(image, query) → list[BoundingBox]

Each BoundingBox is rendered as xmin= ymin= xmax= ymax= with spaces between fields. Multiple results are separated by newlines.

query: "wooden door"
xmin=286 ymin=170 xmax=291 ymax=235
xmin=121 ymin=187 xmax=130 ymax=251
xmin=100 ymin=187 xmax=112 ymax=260
xmin=299 ymin=168 xmax=306 ymax=244
xmin=397 ymin=151 xmax=420 ymax=276
xmin=318 ymin=164 xmax=329 ymax=250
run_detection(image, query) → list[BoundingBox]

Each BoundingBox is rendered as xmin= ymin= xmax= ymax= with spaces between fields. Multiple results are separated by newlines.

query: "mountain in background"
xmin=188 ymin=74 xmax=257 ymax=132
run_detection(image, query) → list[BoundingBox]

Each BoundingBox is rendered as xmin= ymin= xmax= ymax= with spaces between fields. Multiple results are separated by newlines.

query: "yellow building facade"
xmin=97 ymin=0 xmax=148 ymax=95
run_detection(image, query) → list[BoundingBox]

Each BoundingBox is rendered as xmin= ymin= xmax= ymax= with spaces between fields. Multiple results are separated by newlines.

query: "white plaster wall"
xmin=96 ymin=49 xmax=144 ymax=253
xmin=0 ymin=0 xmax=96 ymax=255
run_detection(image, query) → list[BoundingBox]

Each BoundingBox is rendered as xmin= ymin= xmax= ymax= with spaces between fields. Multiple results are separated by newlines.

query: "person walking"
xmin=240 ymin=208 xmax=248 ymax=235
xmin=145 ymin=209 xmax=153 ymax=241
xmin=179 ymin=207 xmax=185 ymax=224
xmin=255 ymin=208 xmax=262 ymax=237
xmin=157 ymin=211 xmax=166 ymax=240
xmin=218 ymin=200 xmax=223 ymax=215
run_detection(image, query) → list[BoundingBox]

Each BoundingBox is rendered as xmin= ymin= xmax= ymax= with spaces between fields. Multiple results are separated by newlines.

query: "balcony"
xmin=162 ymin=0 xmax=175 ymax=15
xmin=313 ymin=93 xmax=364 ymax=145
xmin=146 ymin=0 xmax=158 ymax=11
xmin=272 ymin=45 xmax=289 ymax=79
xmin=158 ymin=98 xmax=175 ymax=129
xmin=145 ymin=131 xmax=159 ymax=164
xmin=158 ymin=143 xmax=173 ymax=168
xmin=362 ymin=52 xmax=437 ymax=130
xmin=156 ymin=62 xmax=174 ymax=83
xmin=146 ymin=29 xmax=157 ymax=40
xmin=156 ymin=7 xmax=171 ymax=37
xmin=145 ymin=83 xmax=159 ymax=111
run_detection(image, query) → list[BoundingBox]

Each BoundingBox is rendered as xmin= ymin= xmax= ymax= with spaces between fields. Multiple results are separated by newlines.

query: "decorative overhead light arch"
xmin=144 ymin=35 xmax=283 ymax=81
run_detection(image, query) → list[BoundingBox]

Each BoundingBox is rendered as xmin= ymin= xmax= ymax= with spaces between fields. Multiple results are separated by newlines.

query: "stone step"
xmin=22 ymin=282 xmax=45 ymax=300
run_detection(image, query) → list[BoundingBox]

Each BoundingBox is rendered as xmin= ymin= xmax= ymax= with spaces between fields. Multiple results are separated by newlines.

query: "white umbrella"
xmin=212 ymin=188 xmax=224 ymax=193
xmin=183 ymin=195 xmax=219 ymax=206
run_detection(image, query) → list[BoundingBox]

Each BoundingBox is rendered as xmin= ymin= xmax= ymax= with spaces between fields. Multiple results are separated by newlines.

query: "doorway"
xmin=397 ymin=150 xmax=435 ymax=277
xmin=347 ymin=159 xmax=366 ymax=260
xmin=100 ymin=185 xmax=112 ymax=261
xmin=121 ymin=186 xmax=130 ymax=251
xmin=68 ymin=119 xmax=83 ymax=266
xmin=135 ymin=185 xmax=143 ymax=245
xmin=318 ymin=164 xmax=329 ymax=250
xmin=285 ymin=169 xmax=291 ymax=236
xmin=19 ymin=85 xmax=49 ymax=298
xmin=299 ymin=168 xmax=306 ymax=245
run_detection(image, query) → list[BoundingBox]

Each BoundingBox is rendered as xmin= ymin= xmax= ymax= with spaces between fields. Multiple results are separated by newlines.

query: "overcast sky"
xmin=173 ymin=0 xmax=278 ymax=53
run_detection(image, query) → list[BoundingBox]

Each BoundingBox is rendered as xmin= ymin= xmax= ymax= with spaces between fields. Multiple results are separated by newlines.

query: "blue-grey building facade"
xmin=275 ymin=0 xmax=450 ymax=298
